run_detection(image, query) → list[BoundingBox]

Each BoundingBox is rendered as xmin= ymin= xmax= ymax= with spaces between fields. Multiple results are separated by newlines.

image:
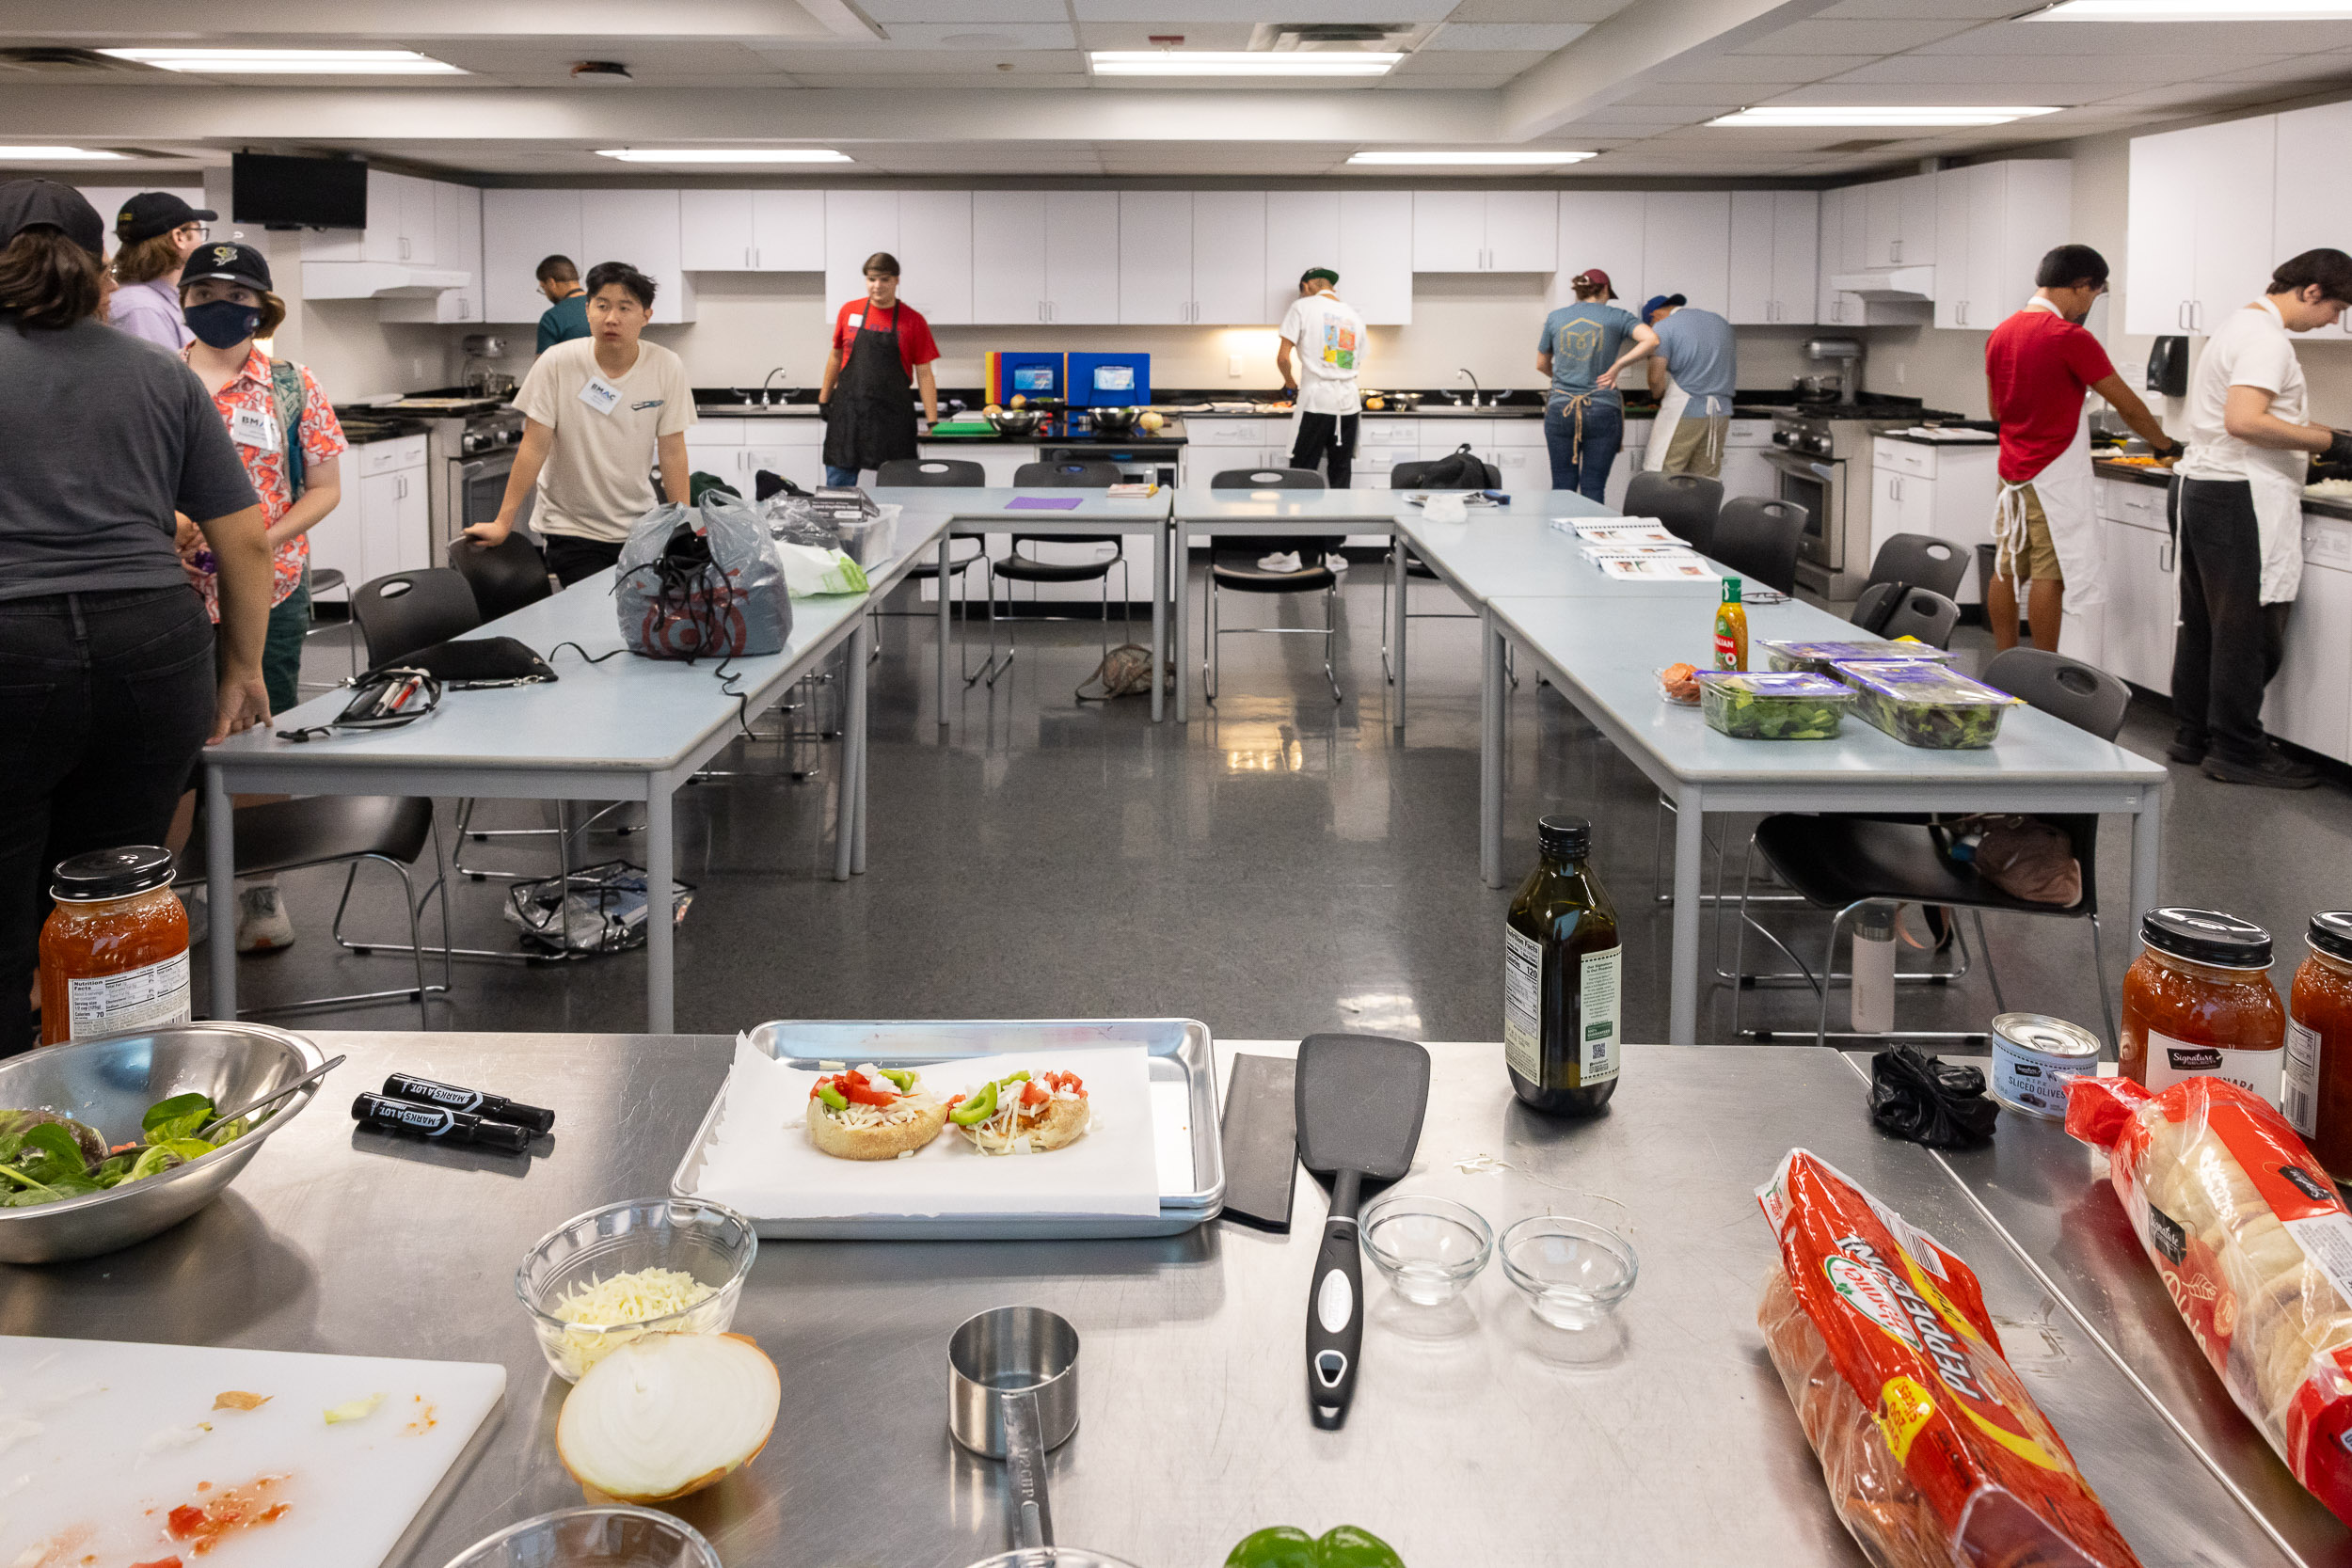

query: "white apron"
xmin=2247 ymin=445 xmax=2308 ymax=606
xmin=1643 ymin=376 xmax=1690 ymax=472
xmin=1991 ymin=299 xmax=2106 ymax=664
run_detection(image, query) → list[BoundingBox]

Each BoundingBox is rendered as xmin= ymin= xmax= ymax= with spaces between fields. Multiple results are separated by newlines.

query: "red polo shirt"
xmin=1985 ymin=306 xmax=2116 ymax=483
xmin=831 ymin=300 xmax=940 ymax=379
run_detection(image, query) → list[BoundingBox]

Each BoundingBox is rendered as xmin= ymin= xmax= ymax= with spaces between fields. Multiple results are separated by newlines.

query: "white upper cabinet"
xmin=1934 ymin=161 xmax=2071 ymax=332
xmin=825 ymin=190 xmax=899 ymax=314
xmin=680 ymin=190 xmax=824 ymax=273
xmin=2126 ymin=115 xmax=2277 ymax=336
xmin=1120 ymin=192 xmax=1193 ymax=325
xmin=971 ymin=192 xmax=1042 ymax=324
xmin=1044 ymin=191 xmax=1120 ymax=325
xmin=580 ymin=189 xmax=694 ymax=324
xmin=1411 ymin=190 xmax=1559 ymax=273
xmin=483 ymin=188 xmax=582 ymax=325
xmin=1550 ymin=190 xmax=1645 ymax=312
xmin=1264 ymin=190 xmax=1341 ymax=325
xmin=1340 ymin=191 xmax=1413 ymax=325
xmin=1859 ymin=172 xmax=1936 ymax=267
xmin=898 ymin=191 xmax=972 ymax=325
xmin=2275 ymin=101 xmax=2352 ymax=340
xmin=1728 ymin=190 xmax=1816 ymax=325
xmin=1641 ymin=192 xmax=1730 ymax=315
xmin=305 ymin=169 xmax=437 ymax=265
xmin=1191 ymin=191 xmax=1268 ymax=325
xmin=1485 ymin=191 xmax=1558 ymax=273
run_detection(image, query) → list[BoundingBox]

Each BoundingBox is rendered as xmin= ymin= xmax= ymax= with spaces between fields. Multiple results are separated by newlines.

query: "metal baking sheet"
xmin=671 ymin=1018 xmax=1224 ymax=1240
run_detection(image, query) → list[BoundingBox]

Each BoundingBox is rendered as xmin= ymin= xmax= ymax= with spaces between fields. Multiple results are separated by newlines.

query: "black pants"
xmin=0 ymin=588 xmax=215 ymax=1054
xmin=2171 ymin=478 xmax=2293 ymax=765
xmin=1289 ymin=412 xmax=1359 ymax=490
xmin=543 ymin=533 xmax=626 ymax=588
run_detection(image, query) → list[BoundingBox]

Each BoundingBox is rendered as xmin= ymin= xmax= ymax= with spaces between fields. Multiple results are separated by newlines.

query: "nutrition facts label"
xmin=66 ymin=951 xmax=191 ymax=1040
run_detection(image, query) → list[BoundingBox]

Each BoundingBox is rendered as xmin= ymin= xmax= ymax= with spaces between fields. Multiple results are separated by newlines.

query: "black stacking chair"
xmin=178 ymin=796 xmax=451 ymax=1027
xmin=1382 ymin=453 xmax=1503 ymax=684
xmin=298 ymin=566 xmax=358 ymax=694
xmin=1731 ymin=646 xmax=2129 ymax=1048
xmin=447 ymin=532 xmax=553 ymax=623
xmin=1624 ymin=471 xmax=1724 ymax=556
xmin=1877 ymin=587 xmax=1962 ymax=649
xmin=977 ymin=461 xmax=1132 ymax=686
xmin=874 ymin=457 xmax=991 ymax=673
xmin=1865 ymin=532 xmax=1969 ymax=600
xmin=1708 ymin=497 xmax=1806 ymax=595
xmin=1204 ymin=467 xmax=1339 ymax=705
xmin=352 ymin=568 xmax=482 ymax=669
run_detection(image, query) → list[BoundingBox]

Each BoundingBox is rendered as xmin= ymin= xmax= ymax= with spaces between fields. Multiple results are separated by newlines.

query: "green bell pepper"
xmin=948 ymin=1081 xmax=998 ymax=1126
xmin=816 ymin=1082 xmax=850 ymax=1112
xmin=1225 ymin=1526 xmax=1404 ymax=1568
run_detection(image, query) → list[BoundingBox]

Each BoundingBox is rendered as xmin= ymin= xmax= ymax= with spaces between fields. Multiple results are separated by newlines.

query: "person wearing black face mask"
xmin=170 ymin=240 xmax=346 ymax=955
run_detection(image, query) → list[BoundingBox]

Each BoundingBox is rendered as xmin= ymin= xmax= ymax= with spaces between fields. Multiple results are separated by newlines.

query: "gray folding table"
xmin=200 ymin=511 xmax=951 ymax=1034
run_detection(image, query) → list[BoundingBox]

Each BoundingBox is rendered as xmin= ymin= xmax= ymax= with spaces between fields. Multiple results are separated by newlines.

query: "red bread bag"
xmin=2068 ymin=1073 xmax=2352 ymax=1526
xmin=1756 ymin=1149 xmax=2144 ymax=1568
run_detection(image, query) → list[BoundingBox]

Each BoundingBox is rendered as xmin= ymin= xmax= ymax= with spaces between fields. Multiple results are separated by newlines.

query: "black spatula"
xmin=1294 ymin=1032 xmax=1431 ymax=1431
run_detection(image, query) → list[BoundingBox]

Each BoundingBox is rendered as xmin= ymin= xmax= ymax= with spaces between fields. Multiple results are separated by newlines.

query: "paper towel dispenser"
xmin=2147 ymin=335 xmax=2189 ymax=398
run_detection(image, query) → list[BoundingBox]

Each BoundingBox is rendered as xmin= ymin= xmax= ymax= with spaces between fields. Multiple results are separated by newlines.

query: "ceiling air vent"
xmin=0 ymin=47 xmax=152 ymax=75
xmin=1247 ymin=22 xmax=1430 ymax=52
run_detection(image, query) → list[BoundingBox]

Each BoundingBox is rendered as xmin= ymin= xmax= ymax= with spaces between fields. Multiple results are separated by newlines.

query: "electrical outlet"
xmin=1228 ymin=354 xmax=1245 ymax=378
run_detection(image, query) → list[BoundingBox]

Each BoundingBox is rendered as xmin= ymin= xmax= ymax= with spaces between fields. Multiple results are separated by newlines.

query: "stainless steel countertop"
xmin=0 ymin=1035 xmax=2293 ymax=1567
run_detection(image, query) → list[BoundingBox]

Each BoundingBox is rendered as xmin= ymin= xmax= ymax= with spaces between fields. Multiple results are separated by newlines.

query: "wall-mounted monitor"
xmin=231 ymin=153 xmax=366 ymax=230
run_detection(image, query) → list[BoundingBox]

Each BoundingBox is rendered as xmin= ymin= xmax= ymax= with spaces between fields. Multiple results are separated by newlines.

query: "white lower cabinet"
xmin=682 ymin=419 xmax=827 ymax=494
xmin=1867 ymin=439 xmax=2000 ymax=602
xmin=309 ymin=436 xmax=430 ymax=588
xmin=2101 ymin=513 xmax=2177 ymax=694
xmin=2264 ymin=518 xmax=2352 ymax=763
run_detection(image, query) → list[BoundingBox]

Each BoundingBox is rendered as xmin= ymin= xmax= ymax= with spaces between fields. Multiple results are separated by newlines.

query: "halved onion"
xmin=555 ymin=1332 xmax=779 ymax=1503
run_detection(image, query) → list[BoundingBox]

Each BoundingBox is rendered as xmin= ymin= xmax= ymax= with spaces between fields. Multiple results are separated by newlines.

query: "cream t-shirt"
xmin=2178 ymin=296 xmax=2308 ymax=486
xmin=1279 ymin=290 xmax=1367 ymax=418
xmin=515 ymin=337 xmax=697 ymax=542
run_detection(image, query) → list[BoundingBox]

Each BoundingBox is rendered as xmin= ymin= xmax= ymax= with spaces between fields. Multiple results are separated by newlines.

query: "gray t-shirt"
xmin=1653 ymin=307 xmax=1738 ymax=417
xmin=1539 ymin=302 xmax=1639 ymax=406
xmin=0 ymin=315 xmax=256 ymax=600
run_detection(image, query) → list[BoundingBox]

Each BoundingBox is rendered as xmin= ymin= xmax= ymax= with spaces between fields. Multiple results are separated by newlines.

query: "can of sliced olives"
xmin=1989 ymin=1012 xmax=2103 ymax=1120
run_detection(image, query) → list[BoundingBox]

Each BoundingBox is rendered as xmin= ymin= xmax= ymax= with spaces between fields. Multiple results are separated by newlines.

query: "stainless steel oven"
xmin=1772 ymin=412 xmax=1880 ymax=599
xmin=430 ymin=407 xmax=530 ymax=555
xmin=1765 ymin=449 xmax=1840 ymax=567
xmin=453 ymin=451 xmax=531 ymax=547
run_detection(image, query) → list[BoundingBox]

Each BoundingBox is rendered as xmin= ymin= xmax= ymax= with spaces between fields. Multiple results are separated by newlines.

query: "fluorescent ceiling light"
xmin=99 ymin=47 xmax=466 ymax=74
xmin=1090 ymin=50 xmax=1401 ymax=76
xmin=2028 ymin=0 xmax=2352 ymax=16
xmin=0 ymin=146 xmax=125 ymax=161
xmin=1349 ymin=150 xmax=1596 ymax=166
xmin=596 ymin=148 xmax=852 ymax=164
xmin=1709 ymin=105 xmax=2059 ymax=128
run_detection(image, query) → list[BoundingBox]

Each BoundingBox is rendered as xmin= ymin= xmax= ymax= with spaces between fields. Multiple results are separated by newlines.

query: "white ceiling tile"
xmin=1811 ymin=0 xmax=2031 ymax=15
xmin=1827 ymin=52 xmax=2291 ymax=86
xmin=868 ymin=24 xmax=1077 ymax=48
xmin=1378 ymin=71 xmax=1519 ymax=88
xmin=1073 ymin=22 xmax=1255 ymax=47
xmin=763 ymin=49 xmax=1085 ymax=71
xmin=1071 ymin=0 xmax=1455 ymax=19
xmin=1733 ymin=19 xmax=1980 ymax=55
xmin=1424 ymin=23 xmax=1589 ymax=51
xmin=1913 ymin=20 xmax=2352 ymax=55
xmin=1643 ymin=54 xmax=1876 ymax=85
xmin=2204 ymin=58 xmax=2352 ymax=86
xmin=1392 ymin=49 xmax=1549 ymax=74
xmin=1436 ymin=0 xmax=1635 ymax=17
xmin=860 ymin=0 xmax=1069 ymax=18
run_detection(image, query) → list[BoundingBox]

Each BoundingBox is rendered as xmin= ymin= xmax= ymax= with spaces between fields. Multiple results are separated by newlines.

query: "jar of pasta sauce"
xmin=2285 ymin=911 xmax=2352 ymax=1177
xmin=38 ymin=847 xmax=191 ymax=1046
xmin=2119 ymin=907 xmax=2285 ymax=1106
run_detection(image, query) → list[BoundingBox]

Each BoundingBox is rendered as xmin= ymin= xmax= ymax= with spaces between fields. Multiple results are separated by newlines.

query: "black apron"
xmin=822 ymin=304 xmax=919 ymax=473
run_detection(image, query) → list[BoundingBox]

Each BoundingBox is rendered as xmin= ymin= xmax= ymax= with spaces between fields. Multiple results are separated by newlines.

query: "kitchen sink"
xmin=695 ymin=404 xmax=818 ymax=418
xmin=1414 ymin=403 xmax=1539 ymax=417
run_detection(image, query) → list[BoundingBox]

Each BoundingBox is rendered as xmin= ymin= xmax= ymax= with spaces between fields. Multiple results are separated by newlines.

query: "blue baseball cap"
xmin=1642 ymin=293 xmax=1683 ymax=322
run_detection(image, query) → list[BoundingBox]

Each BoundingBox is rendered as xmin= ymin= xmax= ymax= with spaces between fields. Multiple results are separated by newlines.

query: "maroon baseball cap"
xmin=1572 ymin=268 xmax=1614 ymax=299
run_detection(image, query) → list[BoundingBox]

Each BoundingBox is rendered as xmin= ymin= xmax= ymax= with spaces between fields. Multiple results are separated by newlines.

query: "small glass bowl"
xmin=438 ymin=1505 xmax=722 ymax=1568
xmin=1359 ymin=1194 xmax=1493 ymax=1307
xmin=1500 ymin=1213 xmax=1639 ymax=1330
xmin=516 ymin=1196 xmax=757 ymax=1382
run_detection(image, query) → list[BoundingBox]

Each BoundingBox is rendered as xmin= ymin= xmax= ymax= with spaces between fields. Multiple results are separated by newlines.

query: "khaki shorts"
xmin=1994 ymin=483 xmax=2063 ymax=584
xmin=1660 ymin=415 xmax=1728 ymax=478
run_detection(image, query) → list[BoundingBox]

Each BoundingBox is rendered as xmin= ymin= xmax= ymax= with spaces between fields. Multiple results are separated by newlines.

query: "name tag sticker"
xmin=847 ymin=313 xmax=864 ymax=330
xmin=229 ymin=405 xmax=281 ymax=451
xmin=579 ymin=376 xmax=623 ymax=417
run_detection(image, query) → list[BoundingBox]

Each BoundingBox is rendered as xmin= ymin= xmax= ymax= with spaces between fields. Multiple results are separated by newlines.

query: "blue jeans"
xmin=824 ymin=466 xmax=861 ymax=488
xmin=1545 ymin=396 xmax=1622 ymax=502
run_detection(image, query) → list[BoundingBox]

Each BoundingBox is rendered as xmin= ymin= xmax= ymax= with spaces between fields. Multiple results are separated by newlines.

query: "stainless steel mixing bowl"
xmin=0 ymin=1022 xmax=327 ymax=1263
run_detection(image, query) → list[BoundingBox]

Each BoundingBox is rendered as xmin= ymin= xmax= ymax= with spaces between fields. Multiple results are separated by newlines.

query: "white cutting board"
xmin=0 ymin=1337 xmax=504 ymax=1568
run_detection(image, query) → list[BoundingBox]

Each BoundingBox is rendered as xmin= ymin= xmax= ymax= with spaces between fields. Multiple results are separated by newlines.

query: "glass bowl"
xmin=516 ymin=1197 xmax=756 ymax=1382
xmin=1359 ymin=1194 xmax=1493 ymax=1307
xmin=438 ymin=1506 xmax=721 ymax=1568
xmin=1500 ymin=1213 xmax=1639 ymax=1330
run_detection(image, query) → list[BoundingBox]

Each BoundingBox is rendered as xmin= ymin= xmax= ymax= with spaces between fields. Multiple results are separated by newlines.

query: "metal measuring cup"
xmin=948 ymin=1307 xmax=1081 ymax=1553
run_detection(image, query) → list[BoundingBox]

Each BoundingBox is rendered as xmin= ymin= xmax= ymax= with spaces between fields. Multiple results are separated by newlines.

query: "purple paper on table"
xmin=1005 ymin=496 xmax=1086 ymax=510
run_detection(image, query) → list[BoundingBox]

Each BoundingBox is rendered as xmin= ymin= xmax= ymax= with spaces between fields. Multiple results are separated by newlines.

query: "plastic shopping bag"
xmin=615 ymin=492 xmax=793 ymax=659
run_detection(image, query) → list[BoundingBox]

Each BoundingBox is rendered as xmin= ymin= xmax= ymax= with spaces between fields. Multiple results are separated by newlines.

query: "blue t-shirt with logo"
xmin=1539 ymin=303 xmax=1639 ymax=407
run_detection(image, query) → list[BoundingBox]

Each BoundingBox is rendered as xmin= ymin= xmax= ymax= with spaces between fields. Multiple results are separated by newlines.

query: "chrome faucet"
xmin=1456 ymin=368 xmax=1483 ymax=407
xmin=761 ymin=367 xmax=796 ymax=406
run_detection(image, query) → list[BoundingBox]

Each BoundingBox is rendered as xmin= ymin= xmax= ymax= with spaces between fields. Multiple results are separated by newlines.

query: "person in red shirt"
xmin=1983 ymin=245 xmax=2182 ymax=657
xmin=817 ymin=251 xmax=941 ymax=486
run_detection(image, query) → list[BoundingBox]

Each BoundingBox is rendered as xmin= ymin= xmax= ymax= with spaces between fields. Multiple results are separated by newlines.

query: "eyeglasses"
xmin=175 ymin=223 xmax=212 ymax=241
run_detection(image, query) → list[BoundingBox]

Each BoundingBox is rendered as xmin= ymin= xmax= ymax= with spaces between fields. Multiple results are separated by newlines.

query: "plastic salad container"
xmin=1835 ymin=659 xmax=2023 ymax=750
xmin=1695 ymin=671 xmax=1854 ymax=740
xmin=1761 ymin=638 xmax=1956 ymax=676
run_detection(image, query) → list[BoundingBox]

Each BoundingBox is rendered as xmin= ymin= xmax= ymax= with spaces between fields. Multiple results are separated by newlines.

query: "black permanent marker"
xmin=352 ymin=1092 xmax=532 ymax=1153
xmin=380 ymin=1072 xmax=556 ymax=1133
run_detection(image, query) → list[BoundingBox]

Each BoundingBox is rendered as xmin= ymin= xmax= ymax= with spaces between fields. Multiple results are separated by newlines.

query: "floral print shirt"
xmin=191 ymin=347 xmax=345 ymax=617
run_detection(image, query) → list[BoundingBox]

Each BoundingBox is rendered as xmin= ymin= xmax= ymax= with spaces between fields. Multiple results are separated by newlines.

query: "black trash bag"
xmin=1869 ymin=1045 xmax=1998 ymax=1148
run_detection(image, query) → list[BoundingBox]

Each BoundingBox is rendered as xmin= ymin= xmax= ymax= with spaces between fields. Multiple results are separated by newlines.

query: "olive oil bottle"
xmin=1504 ymin=815 xmax=1623 ymax=1116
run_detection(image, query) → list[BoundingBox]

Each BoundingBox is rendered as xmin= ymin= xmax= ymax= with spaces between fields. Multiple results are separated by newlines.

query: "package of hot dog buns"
xmin=1756 ymin=1149 xmax=2145 ymax=1568
xmin=2069 ymin=1073 xmax=2352 ymax=1528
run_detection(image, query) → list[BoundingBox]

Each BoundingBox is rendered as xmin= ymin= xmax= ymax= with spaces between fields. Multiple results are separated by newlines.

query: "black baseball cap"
xmin=180 ymin=240 xmax=272 ymax=295
xmin=116 ymin=190 xmax=216 ymax=246
xmin=0 ymin=179 xmax=103 ymax=257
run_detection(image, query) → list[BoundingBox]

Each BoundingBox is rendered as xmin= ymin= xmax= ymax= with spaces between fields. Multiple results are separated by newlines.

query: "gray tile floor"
xmin=212 ymin=570 xmax=2352 ymax=1050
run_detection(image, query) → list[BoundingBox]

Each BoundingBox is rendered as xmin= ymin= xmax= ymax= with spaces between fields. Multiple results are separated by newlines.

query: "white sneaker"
xmin=1325 ymin=553 xmax=1350 ymax=574
xmin=234 ymin=880 xmax=294 ymax=953
xmin=181 ymin=885 xmax=208 ymax=947
xmin=1258 ymin=551 xmax=1303 ymax=572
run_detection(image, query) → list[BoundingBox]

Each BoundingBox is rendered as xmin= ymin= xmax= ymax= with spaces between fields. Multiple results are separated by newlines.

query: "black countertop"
xmin=2094 ymin=456 xmax=2352 ymax=522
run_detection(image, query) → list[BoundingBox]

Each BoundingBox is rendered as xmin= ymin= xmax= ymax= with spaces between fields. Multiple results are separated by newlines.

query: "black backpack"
xmin=1416 ymin=444 xmax=1495 ymax=489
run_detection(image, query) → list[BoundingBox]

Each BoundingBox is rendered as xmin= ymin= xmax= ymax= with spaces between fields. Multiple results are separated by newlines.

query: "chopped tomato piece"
xmin=168 ymin=1506 xmax=206 ymax=1536
xmin=1021 ymin=1081 xmax=1049 ymax=1107
xmin=840 ymin=1078 xmax=898 ymax=1106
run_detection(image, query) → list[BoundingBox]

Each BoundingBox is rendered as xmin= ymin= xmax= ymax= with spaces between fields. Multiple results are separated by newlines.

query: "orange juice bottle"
xmin=1713 ymin=577 xmax=1748 ymax=671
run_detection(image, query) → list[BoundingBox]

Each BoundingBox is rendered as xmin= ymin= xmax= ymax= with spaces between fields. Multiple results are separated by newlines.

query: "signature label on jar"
xmin=2145 ymin=1026 xmax=2284 ymax=1108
